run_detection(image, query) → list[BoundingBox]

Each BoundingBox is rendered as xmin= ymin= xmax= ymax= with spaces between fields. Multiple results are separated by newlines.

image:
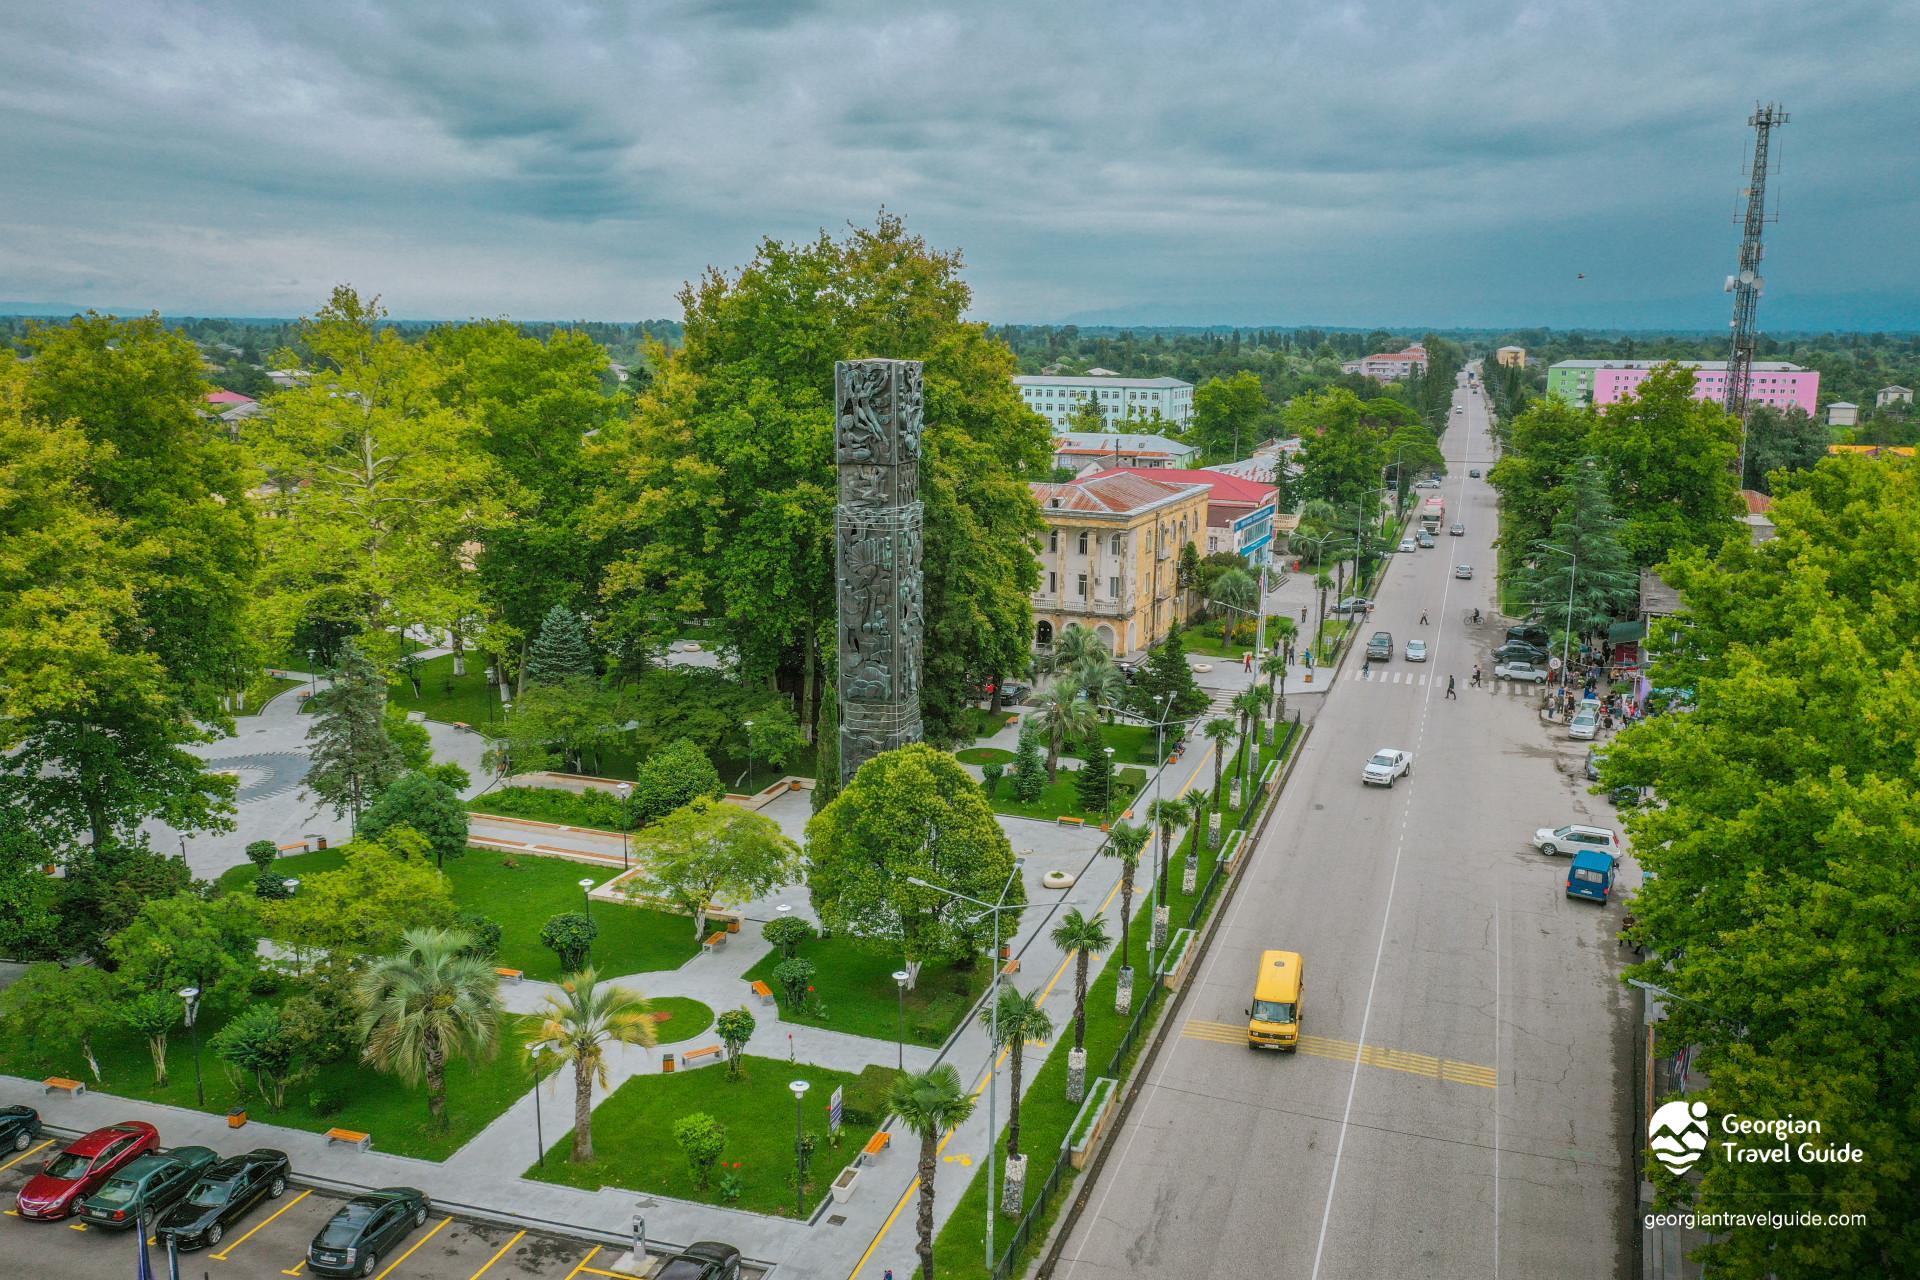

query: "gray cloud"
xmin=1 ymin=0 xmax=1915 ymax=325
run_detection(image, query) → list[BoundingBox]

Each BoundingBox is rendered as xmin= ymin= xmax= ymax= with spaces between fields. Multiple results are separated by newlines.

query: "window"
xmin=1077 ymin=531 xmax=1089 ymax=554
xmin=1048 ymin=571 xmax=1057 ymax=594
xmin=1111 ymin=533 xmax=1124 ymax=554
xmin=1076 ymin=573 xmax=1088 ymax=598
xmin=1049 ymin=529 xmax=1058 ymax=552
xmin=1109 ymin=576 xmax=1121 ymax=598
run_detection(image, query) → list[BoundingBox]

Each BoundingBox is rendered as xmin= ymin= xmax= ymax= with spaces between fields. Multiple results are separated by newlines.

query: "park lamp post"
xmin=1534 ymin=540 xmax=1579 ymax=694
xmin=1353 ymin=486 xmax=1391 ymax=588
xmin=788 ymin=1079 xmax=811 ymax=1215
xmin=892 ymin=971 xmax=910 ymax=1072
xmin=178 ymin=986 xmax=205 ymax=1108
xmin=743 ymin=720 xmax=754 ymax=794
xmin=615 ymin=782 xmax=632 ymax=871
xmin=1103 ymin=747 xmax=1116 ymax=819
xmin=530 ymin=1044 xmax=548 ymax=1167
xmin=906 ymin=861 xmax=1024 ymax=1268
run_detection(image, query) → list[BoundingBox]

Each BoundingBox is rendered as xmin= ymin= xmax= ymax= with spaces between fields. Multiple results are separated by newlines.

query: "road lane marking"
xmin=0 ymin=1139 xmax=53 ymax=1173
xmin=465 ymin=1228 xmax=526 ymax=1280
xmin=371 ymin=1214 xmax=451 ymax=1280
xmin=210 ymin=1187 xmax=310 ymax=1260
xmin=1181 ymin=1021 xmax=1496 ymax=1087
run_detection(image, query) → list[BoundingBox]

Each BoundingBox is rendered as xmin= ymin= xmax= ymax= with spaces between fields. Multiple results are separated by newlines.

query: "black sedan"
xmin=308 ymin=1187 xmax=431 ymax=1278
xmin=156 ymin=1148 xmax=290 ymax=1251
xmin=658 ymin=1241 xmax=743 ymax=1280
xmin=0 ymin=1105 xmax=37 ymax=1153
xmin=1492 ymin=641 xmax=1551 ymax=664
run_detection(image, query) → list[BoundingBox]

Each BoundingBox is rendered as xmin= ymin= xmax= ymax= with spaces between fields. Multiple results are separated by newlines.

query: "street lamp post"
xmin=891 ymin=970 xmax=910 ymax=1072
xmin=1535 ymin=541 xmax=1579 ymax=696
xmin=615 ymin=782 xmax=632 ymax=871
xmin=579 ymin=878 xmax=596 ymax=948
xmin=742 ymin=720 xmax=754 ymax=794
xmin=1103 ymin=747 xmax=1116 ymax=819
xmin=531 ymin=1045 xmax=548 ymax=1166
xmin=788 ymin=1079 xmax=811 ymax=1215
xmin=906 ymin=863 xmax=1024 ymax=1267
xmin=178 ymin=986 xmax=204 ymax=1108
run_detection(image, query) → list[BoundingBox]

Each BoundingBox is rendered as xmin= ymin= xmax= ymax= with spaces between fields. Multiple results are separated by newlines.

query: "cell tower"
xmin=1724 ymin=102 xmax=1788 ymax=454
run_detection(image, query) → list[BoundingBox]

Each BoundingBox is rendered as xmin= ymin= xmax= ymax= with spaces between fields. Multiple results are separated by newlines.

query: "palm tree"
xmin=356 ymin=927 xmax=504 ymax=1131
xmin=1146 ymin=796 xmax=1188 ymax=902
xmin=1314 ymin=569 xmax=1334 ymax=651
xmin=1103 ymin=821 xmax=1149 ymax=969
xmin=1209 ymin=568 xmax=1257 ymax=644
xmin=1030 ymin=679 xmax=1098 ymax=782
xmin=1053 ymin=623 xmax=1104 ymax=674
xmin=1203 ymin=716 xmax=1235 ymax=798
xmin=1185 ymin=785 xmax=1211 ymax=857
xmin=1049 ymin=908 xmax=1113 ymax=1060
xmin=890 ymin=1065 xmax=977 ymax=1280
xmin=980 ymin=987 xmax=1054 ymax=1162
xmin=525 ymin=968 xmax=657 ymax=1162
xmin=1232 ymin=688 xmax=1265 ymax=793
xmin=1081 ymin=663 xmax=1127 ymax=719
xmin=1262 ymin=652 xmax=1288 ymax=725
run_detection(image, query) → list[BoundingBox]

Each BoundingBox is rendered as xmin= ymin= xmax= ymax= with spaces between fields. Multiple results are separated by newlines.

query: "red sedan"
xmin=16 ymin=1122 xmax=159 ymax=1220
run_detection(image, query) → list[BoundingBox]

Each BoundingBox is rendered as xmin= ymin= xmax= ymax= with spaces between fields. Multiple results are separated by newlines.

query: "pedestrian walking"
xmin=1362 ymin=655 xmax=1372 ymax=679
xmin=1470 ymin=665 xmax=1482 ymax=687
xmin=1243 ymin=651 xmax=1253 ymax=672
xmin=1446 ymin=675 xmax=1457 ymax=699
xmin=1420 ymin=609 xmax=1429 ymax=625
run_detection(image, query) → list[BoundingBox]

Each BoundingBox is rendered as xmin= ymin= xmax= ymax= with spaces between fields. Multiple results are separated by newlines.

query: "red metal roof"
xmin=1083 ymin=466 xmax=1275 ymax=507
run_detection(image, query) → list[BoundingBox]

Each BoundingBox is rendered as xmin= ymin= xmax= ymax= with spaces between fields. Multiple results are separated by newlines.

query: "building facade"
xmin=1015 ymin=374 xmax=1194 ymax=431
xmin=1052 ymin=431 xmax=1199 ymax=472
xmin=1494 ymin=346 xmax=1526 ymax=367
xmin=1340 ymin=343 xmax=1428 ymax=382
xmin=1877 ymin=385 xmax=1913 ymax=409
xmin=1029 ymin=472 xmax=1211 ymax=657
xmin=1547 ymin=359 xmax=1820 ymax=414
xmin=1084 ymin=467 xmax=1277 ymax=567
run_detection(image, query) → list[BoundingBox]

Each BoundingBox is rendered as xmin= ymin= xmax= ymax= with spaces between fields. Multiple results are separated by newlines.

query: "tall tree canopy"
xmin=589 ymin=214 xmax=1049 ymax=744
xmin=1287 ymin=388 xmax=1392 ymax=510
xmin=1587 ymin=363 xmax=1743 ymax=568
xmin=1189 ymin=371 xmax=1272 ymax=462
xmin=1605 ymin=455 xmax=1920 ymax=1279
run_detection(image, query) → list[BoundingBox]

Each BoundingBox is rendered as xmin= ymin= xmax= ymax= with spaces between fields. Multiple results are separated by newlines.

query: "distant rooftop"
xmin=1083 ymin=466 xmax=1276 ymax=506
xmin=1017 ymin=375 xmax=1191 ymax=389
xmin=1031 ymin=472 xmax=1209 ymax=517
xmin=1550 ymin=359 xmax=1807 ymax=372
xmin=1054 ymin=430 xmax=1193 ymax=455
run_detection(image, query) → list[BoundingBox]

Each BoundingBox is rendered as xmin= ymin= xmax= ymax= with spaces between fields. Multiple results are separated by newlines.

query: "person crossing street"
xmin=1446 ymin=674 xmax=1457 ymax=699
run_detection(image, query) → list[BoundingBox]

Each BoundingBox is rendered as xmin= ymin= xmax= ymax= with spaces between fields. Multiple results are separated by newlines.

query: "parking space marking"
xmin=371 ymin=1214 xmax=451 ymax=1280
xmin=69 ymin=1220 xmax=89 ymax=1231
xmin=465 ymin=1228 xmax=526 ymax=1280
xmin=0 ymin=1139 xmax=53 ymax=1173
xmin=210 ymin=1187 xmax=311 ymax=1260
xmin=579 ymin=1268 xmax=646 ymax=1279
xmin=282 ymin=1260 xmax=308 ymax=1276
xmin=564 ymin=1245 xmax=602 ymax=1279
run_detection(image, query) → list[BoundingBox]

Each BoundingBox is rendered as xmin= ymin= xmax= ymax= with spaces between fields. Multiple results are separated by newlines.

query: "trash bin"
xmin=313 ymin=836 xmax=328 ymax=850
xmin=227 ymin=1108 xmax=247 ymax=1128
xmin=662 ymin=1054 xmax=675 ymax=1073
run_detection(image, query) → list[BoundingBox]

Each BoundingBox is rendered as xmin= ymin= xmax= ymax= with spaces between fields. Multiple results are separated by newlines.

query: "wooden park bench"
xmin=324 ymin=1128 xmax=372 ymax=1151
xmin=681 ymin=1044 xmax=724 ymax=1067
xmin=495 ymin=967 xmax=523 ymax=984
xmin=749 ymin=980 xmax=775 ymax=1007
xmin=860 ymin=1131 xmax=890 ymax=1165
xmin=1001 ymin=956 xmax=1021 ymax=977
xmin=43 ymin=1077 xmax=84 ymax=1096
xmin=1056 ymin=815 xmax=1085 ymax=827
xmin=701 ymin=932 xmax=728 ymax=953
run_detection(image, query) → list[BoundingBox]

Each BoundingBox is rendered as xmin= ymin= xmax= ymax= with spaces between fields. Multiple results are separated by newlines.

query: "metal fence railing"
xmin=992 ymin=1137 xmax=1073 ymax=1279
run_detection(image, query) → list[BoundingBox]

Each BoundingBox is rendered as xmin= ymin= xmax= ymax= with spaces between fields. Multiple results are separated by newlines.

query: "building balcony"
xmin=1034 ymin=594 xmax=1137 ymax=619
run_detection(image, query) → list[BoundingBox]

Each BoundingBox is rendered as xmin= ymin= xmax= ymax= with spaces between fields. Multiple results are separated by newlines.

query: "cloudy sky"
xmin=4 ymin=0 xmax=1915 ymax=328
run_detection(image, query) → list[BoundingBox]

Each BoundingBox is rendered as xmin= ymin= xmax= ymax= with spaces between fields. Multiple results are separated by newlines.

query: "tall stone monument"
xmin=835 ymin=359 xmax=925 ymax=784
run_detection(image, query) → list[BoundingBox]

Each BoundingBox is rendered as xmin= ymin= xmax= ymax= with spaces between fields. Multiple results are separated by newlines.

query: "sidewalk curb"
xmin=1035 ymin=717 xmax=1315 ymax=1277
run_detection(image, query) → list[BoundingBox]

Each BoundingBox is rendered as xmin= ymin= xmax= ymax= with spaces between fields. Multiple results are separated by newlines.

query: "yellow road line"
xmin=281 ymin=1260 xmax=307 ymax=1276
xmin=211 ymin=1187 xmax=310 ymax=1260
xmin=579 ymin=1267 xmax=649 ymax=1279
xmin=1181 ymin=1021 xmax=1497 ymax=1089
xmin=69 ymin=1221 xmax=88 ymax=1231
xmin=0 ymin=1139 xmax=53 ymax=1173
xmin=372 ymin=1215 xmax=451 ymax=1280
xmin=465 ymin=1228 xmax=526 ymax=1280
xmin=564 ymin=1245 xmax=602 ymax=1280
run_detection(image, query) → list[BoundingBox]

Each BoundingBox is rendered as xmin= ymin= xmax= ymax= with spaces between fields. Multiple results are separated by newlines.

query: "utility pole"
xmin=1725 ymin=102 xmax=1788 ymax=479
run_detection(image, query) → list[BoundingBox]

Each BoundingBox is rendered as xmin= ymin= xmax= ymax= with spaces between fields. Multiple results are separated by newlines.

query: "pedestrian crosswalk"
xmin=1351 ymin=669 xmax=1544 ymax=696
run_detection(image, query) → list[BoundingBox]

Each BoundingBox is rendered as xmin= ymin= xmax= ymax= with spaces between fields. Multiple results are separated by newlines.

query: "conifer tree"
xmin=523 ymin=604 xmax=596 ymax=686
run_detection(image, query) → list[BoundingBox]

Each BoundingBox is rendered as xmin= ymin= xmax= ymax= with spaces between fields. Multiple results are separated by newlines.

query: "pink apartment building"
xmin=1560 ymin=361 xmax=1819 ymax=415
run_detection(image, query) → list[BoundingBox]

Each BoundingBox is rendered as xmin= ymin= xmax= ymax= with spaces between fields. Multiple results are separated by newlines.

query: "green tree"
xmin=107 ymin=892 xmax=260 ymax=1013
xmin=358 ymin=771 xmax=470 ymax=869
xmin=1288 ymin=388 xmax=1389 ymax=510
xmin=1145 ymin=797 xmax=1188 ymax=908
xmin=673 ymin=1112 xmax=728 ymax=1188
xmin=1203 ymin=716 xmax=1235 ymax=800
xmin=714 ymin=1007 xmax=756 ymax=1079
xmin=263 ymin=831 xmax=455 ymax=961
xmin=1603 ymin=454 xmax=1920 ymax=1278
xmin=1740 ymin=403 xmax=1830 ymax=494
xmin=498 ymin=675 xmax=626 ymax=775
xmin=1232 ymin=687 xmax=1266 ymax=794
xmin=245 ymin=840 xmax=279 ymax=872
xmin=763 ymin=916 xmax=816 ymax=959
xmin=1073 ymin=738 xmax=1115 ymax=816
xmin=1190 ymin=371 xmax=1271 ymax=462
xmin=979 ymin=987 xmax=1053 ymax=1164
xmin=0 ymin=808 xmax=60 ymax=960
xmin=1009 ymin=730 xmax=1047 ymax=803
xmin=629 ymin=797 xmax=799 ymax=938
xmin=0 ymin=962 xmax=115 ymax=1081
xmin=1510 ymin=461 xmax=1638 ymax=650
xmin=209 ymin=1005 xmax=302 ymax=1110
xmin=1065 ymin=391 xmax=1106 ymax=434
xmin=1048 ymin=908 xmax=1112 ymax=1101
xmin=1028 ymin=679 xmax=1097 ymax=782
xmin=526 ymin=968 xmax=657 ymax=1162
xmin=118 ymin=990 xmax=182 ymax=1086
xmin=743 ymin=698 xmax=807 ymax=774
xmin=812 ymin=694 xmax=840 ymax=813
xmin=889 ymin=1065 xmax=977 ymax=1280
xmin=589 ymin=214 xmax=1047 ymax=748
xmin=540 ymin=912 xmax=598 ymax=972
xmin=806 ymin=743 xmax=1024 ymax=983
xmin=523 ymin=605 xmax=597 ymax=686
xmin=633 ymin=737 xmax=725 ymax=822
xmin=773 ymin=957 xmax=816 ymax=1006
xmin=1487 ymin=396 xmax=1594 ymax=571
xmin=1102 ymin=821 xmax=1149 ymax=988
xmin=1587 ymin=363 xmax=1742 ymax=567
xmin=1384 ymin=423 xmax=1446 ymax=506
xmin=305 ymin=640 xmax=406 ymax=827
xmin=1140 ymin=622 xmax=1207 ymax=718
xmin=355 ymin=926 xmax=504 ymax=1130
xmin=1209 ymin=567 xmax=1257 ymax=643
xmin=1262 ymin=652 xmax=1289 ymax=726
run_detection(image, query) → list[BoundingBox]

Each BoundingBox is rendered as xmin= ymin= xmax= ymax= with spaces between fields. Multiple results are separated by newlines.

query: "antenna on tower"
xmin=1725 ymin=102 xmax=1787 ymax=477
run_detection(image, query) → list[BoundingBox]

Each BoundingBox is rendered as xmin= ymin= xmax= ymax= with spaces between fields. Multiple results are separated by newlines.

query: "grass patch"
xmin=524 ymin=1054 xmax=867 ymax=1215
xmin=986 ymin=767 xmax=1146 ymax=823
xmin=0 ymin=1008 xmax=554 ymax=1162
xmin=1097 ymin=722 xmax=1163 ymax=766
xmin=645 ymin=996 xmax=716 ymax=1041
xmin=388 ymin=652 xmax=504 ymax=728
xmin=467 ymin=785 xmax=637 ymax=830
xmin=955 ymin=747 xmax=1016 ymax=765
xmin=216 ymin=847 xmax=702 ymax=983
xmin=932 ymin=723 xmax=1299 ymax=1280
xmin=959 ymin=707 xmax=1019 ymax=742
xmin=238 ymin=675 xmax=303 ymax=717
xmin=742 ymin=934 xmax=991 ymax=1045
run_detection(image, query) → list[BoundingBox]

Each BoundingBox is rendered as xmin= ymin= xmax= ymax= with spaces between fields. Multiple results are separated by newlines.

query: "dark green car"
xmin=76 ymin=1146 xmax=218 ymax=1230
xmin=306 ymin=1187 xmax=430 ymax=1278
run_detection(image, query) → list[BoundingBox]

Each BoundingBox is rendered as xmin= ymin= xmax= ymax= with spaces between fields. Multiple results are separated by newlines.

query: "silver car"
xmin=1405 ymin=639 xmax=1428 ymax=662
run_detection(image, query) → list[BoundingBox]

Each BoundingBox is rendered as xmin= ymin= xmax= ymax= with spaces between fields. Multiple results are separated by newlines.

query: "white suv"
xmin=1363 ymin=749 xmax=1413 ymax=787
xmin=1534 ymin=824 xmax=1622 ymax=858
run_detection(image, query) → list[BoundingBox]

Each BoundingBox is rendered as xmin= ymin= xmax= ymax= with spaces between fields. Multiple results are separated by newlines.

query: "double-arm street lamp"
xmin=178 ymin=986 xmax=204 ymax=1108
xmin=906 ymin=862 xmax=1025 ymax=1267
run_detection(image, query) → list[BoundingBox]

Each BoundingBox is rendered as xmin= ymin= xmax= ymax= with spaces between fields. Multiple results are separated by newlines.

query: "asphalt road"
xmin=1054 ymin=374 xmax=1639 ymax=1280
xmin=0 ymin=1137 xmax=633 ymax=1280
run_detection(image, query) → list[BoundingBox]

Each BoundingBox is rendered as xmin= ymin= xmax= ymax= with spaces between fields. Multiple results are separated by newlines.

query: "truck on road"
xmin=1420 ymin=496 xmax=1446 ymax=531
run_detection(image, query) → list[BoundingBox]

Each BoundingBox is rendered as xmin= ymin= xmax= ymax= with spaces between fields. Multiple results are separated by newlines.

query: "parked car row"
xmin=8 ymin=1113 xmax=433 ymax=1275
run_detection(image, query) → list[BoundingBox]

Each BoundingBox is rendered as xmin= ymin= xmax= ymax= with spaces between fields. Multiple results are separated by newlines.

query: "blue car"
xmin=1566 ymin=850 xmax=1616 ymax=903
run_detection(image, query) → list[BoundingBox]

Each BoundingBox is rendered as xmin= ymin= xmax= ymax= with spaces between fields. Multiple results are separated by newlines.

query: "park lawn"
xmin=238 ymin=675 xmax=303 ymax=717
xmin=742 ymin=934 xmax=991 ymax=1046
xmin=217 ymin=847 xmax=702 ymax=983
xmin=960 ymin=707 xmax=1019 ymax=742
xmin=644 ymin=996 xmax=716 ymax=1041
xmin=934 ymin=723 xmax=1299 ymax=1280
xmin=467 ymin=785 xmax=638 ymax=830
xmin=590 ymin=743 xmax=816 ymax=794
xmin=1180 ymin=629 xmax=1255 ymax=659
xmin=955 ymin=746 xmax=1015 ymax=766
xmin=1097 ymin=722 xmax=1160 ymax=766
xmin=0 ymin=1009 xmax=553 ymax=1163
xmin=524 ymin=1054 xmax=869 ymax=1216
xmin=987 ymin=767 xmax=1146 ymax=823
xmin=388 ymin=652 xmax=504 ymax=728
